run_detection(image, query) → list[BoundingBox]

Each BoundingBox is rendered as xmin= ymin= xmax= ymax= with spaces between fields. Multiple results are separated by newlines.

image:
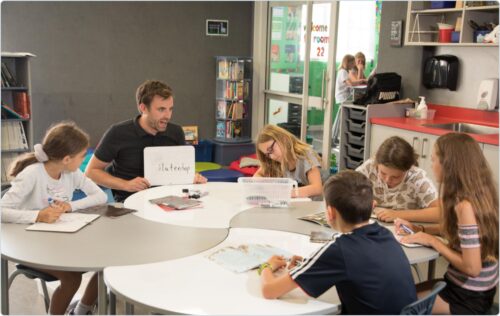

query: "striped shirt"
xmin=446 ymin=224 xmax=499 ymax=291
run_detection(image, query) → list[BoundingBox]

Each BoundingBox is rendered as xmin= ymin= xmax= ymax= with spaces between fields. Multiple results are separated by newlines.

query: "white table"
xmin=1 ymin=214 xmax=228 ymax=315
xmin=104 ymin=228 xmax=340 ymax=315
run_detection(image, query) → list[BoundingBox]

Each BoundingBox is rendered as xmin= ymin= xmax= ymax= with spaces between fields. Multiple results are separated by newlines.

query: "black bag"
xmin=353 ymin=72 xmax=401 ymax=105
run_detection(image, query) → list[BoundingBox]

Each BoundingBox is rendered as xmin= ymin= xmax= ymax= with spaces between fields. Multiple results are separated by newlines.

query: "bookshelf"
xmin=215 ymin=56 xmax=252 ymax=143
xmin=1 ymin=52 xmax=35 ymax=187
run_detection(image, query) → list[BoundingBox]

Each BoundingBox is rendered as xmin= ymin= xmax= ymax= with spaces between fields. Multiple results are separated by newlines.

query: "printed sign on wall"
xmin=144 ymin=146 xmax=195 ymax=186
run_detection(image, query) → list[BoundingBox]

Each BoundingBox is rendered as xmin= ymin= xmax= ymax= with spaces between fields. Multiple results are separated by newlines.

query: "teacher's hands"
xmin=194 ymin=173 xmax=207 ymax=184
xmin=124 ymin=177 xmax=151 ymax=192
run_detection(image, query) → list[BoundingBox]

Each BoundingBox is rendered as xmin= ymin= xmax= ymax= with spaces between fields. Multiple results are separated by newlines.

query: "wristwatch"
xmin=258 ymin=262 xmax=273 ymax=275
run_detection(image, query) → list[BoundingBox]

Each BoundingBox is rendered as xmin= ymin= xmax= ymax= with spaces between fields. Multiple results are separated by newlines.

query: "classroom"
xmin=1 ymin=1 xmax=499 ymax=315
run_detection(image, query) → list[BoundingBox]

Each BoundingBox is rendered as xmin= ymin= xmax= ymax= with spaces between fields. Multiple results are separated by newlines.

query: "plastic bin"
xmin=430 ymin=1 xmax=455 ymax=9
xmin=344 ymin=156 xmax=363 ymax=170
xmin=195 ymin=139 xmax=214 ymax=162
xmin=345 ymin=132 xmax=365 ymax=146
xmin=346 ymin=143 xmax=364 ymax=159
xmin=348 ymin=108 xmax=366 ymax=121
xmin=347 ymin=119 xmax=366 ymax=134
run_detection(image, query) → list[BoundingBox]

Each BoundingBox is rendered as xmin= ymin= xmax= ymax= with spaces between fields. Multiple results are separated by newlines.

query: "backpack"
xmin=353 ymin=72 xmax=402 ymax=105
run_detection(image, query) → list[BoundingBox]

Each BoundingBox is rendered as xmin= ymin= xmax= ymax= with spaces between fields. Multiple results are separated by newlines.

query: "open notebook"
xmin=26 ymin=213 xmax=100 ymax=233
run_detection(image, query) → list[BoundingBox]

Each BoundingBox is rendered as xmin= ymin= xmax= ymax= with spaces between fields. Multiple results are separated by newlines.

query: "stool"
xmin=200 ymin=169 xmax=244 ymax=182
xmin=195 ymin=162 xmax=221 ymax=173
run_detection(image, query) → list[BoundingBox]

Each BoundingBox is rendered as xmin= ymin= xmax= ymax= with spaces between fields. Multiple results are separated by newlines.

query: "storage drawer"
xmin=346 ymin=143 xmax=364 ymax=159
xmin=288 ymin=117 xmax=300 ymax=124
xmin=288 ymin=103 xmax=301 ymax=111
xmin=347 ymin=119 xmax=366 ymax=134
xmin=345 ymin=132 xmax=365 ymax=146
xmin=345 ymin=156 xmax=363 ymax=170
xmin=348 ymin=108 xmax=366 ymax=121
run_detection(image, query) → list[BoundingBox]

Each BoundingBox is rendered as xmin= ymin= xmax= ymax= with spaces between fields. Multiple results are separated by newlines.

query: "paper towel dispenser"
xmin=422 ymin=55 xmax=459 ymax=91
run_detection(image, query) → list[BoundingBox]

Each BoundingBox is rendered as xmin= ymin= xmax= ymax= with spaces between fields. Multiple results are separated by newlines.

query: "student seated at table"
xmin=356 ymin=136 xmax=440 ymax=223
xmin=1 ymin=122 xmax=107 ymax=315
xmin=396 ymin=133 xmax=498 ymax=315
xmin=254 ymin=124 xmax=323 ymax=198
xmin=259 ymin=170 xmax=417 ymax=314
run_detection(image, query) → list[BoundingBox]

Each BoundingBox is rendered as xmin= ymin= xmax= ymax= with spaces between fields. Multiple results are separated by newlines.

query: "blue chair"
xmin=400 ymin=281 xmax=446 ymax=315
xmin=200 ymin=169 xmax=244 ymax=182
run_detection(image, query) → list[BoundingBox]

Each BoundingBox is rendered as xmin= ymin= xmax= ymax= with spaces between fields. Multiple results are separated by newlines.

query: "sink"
xmin=422 ymin=122 xmax=499 ymax=135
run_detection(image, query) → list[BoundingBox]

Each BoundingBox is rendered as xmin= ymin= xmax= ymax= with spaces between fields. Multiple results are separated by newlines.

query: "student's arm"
xmin=294 ymin=167 xmax=322 ymax=198
xmin=85 ymin=155 xmax=150 ymax=193
xmin=253 ymin=167 xmax=264 ymax=177
xmin=1 ymin=169 xmax=65 ymax=224
xmin=68 ymin=170 xmax=108 ymax=211
xmin=376 ymin=200 xmax=441 ymax=223
xmin=400 ymin=201 xmax=482 ymax=277
xmin=261 ymin=255 xmax=298 ymax=299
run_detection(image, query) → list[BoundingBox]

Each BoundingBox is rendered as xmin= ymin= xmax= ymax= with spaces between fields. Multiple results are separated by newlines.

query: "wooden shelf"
xmin=411 ymin=8 xmax=463 ymax=14
xmin=406 ymin=42 xmax=498 ymax=47
xmin=464 ymin=5 xmax=500 ymax=12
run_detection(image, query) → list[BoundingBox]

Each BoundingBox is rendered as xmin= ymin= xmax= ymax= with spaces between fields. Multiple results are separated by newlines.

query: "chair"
xmin=8 ymin=264 xmax=57 ymax=312
xmin=400 ymin=281 xmax=446 ymax=315
xmin=2 ymin=186 xmax=58 ymax=313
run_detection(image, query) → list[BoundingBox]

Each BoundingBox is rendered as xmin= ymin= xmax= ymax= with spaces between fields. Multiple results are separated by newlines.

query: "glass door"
xmin=265 ymin=2 xmax=338 ymax=168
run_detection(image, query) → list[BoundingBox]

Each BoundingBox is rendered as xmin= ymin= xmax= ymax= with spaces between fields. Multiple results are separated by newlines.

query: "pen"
xmin=48 ymin=197 xmax=54 ymax=206
xmin=400 ymin=223 xmax=414 ymax=235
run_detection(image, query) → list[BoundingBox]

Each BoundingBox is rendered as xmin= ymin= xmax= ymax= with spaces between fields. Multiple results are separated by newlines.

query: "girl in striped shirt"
xmin=396 ymin=132 xmax=498 ymax=314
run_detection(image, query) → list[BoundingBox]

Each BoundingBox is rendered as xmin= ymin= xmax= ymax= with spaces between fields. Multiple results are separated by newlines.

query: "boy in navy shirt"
xmin=259 ymin=170 xmax=417 ymax=314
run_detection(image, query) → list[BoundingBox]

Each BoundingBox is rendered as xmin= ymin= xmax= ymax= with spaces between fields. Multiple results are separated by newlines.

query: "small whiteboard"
xmin=144 ymin=146 xmax=195 ymax=186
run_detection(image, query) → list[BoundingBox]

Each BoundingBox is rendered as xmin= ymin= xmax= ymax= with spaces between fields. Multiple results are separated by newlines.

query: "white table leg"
xmin=97 ymin=270 xmax=108 ymax=315
xmin=1 ymin=258 xmax=9 ymax=315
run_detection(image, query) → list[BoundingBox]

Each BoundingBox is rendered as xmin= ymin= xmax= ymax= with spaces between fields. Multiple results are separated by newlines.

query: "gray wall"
xmin=1 ymin=1 xmax=253 ymax=146
xmin=377 ymin=1 xmax=498 ymax=109
xmin=377 ymin=1 xmax=423 ymax=100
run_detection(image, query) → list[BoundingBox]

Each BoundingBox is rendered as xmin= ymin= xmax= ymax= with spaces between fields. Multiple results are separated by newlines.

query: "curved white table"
xmin=1 ymin=214 xmax=228 ymax=315
xmin=124 ymin=182 xmax=251 ymax=228
xmin=104 ymin=228 xmax=340 ymax=315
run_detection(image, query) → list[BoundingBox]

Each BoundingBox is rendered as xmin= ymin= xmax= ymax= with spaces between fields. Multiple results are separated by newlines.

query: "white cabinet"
xmin=370 ymin=125 xmax=439 ymax=186
xmin=483 ymin=144 xmax=499 ymax=186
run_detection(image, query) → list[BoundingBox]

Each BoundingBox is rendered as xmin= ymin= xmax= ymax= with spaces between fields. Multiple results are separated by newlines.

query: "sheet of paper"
xmin=26 ymin=213 xmax=100 ymax=233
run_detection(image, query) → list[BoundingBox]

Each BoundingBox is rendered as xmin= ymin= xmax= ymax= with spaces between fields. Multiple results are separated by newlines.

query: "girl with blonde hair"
xmin=2 ymin=121 xmax=107 ymax=315
xmin=254 ymin=125 xmax=323 ymax=198
xmin=396 ymin=133 xmax=498 ymax=314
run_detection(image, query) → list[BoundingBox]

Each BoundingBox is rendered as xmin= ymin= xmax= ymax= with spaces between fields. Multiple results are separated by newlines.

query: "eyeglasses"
xmin=265 ymin=140 xmax=276 ymax=157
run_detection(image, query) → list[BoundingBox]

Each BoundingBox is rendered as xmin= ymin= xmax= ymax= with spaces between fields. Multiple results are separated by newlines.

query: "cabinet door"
xmin=370 ymin=125 xmax=417 ymax=157
xmin=417 ymin=133 xmax=439 ymax=187
xmin=482 ymin=144 xmax=499 ymax=187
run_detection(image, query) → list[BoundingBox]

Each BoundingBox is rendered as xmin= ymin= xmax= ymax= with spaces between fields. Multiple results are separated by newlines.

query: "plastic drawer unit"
xmin=346 ymin=143 xmax=364 ymax=159
xmin=347 ymin=119 xmax=366 ymax=134
xmin=348 ymin=108 xmax=366 ymax=121
xmin=345 ymin=132 xmax=365 ymax=147
xmin=344 ymin=155 xmax=363 ymax=170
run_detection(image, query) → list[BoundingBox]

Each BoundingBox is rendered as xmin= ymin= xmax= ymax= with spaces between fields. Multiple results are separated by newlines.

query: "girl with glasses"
xmin=254 ymin=125 xmax=323 ymax=198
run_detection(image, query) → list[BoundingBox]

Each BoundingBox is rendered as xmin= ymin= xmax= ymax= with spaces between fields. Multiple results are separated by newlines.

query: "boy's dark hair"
xmin=375 ymin=136 xmax=418 ymax=170
xmin=136 ymin=80 xmax=173 ymax=109
xmin=324 ymin=170 xmax=373 ymax=224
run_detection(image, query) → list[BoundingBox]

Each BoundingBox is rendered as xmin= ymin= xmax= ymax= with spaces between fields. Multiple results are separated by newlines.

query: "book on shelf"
xmin=216 ymin=100 xmax=227 ymax=118
xmin=1 ymin=62 xmax=18 ymax=87
xmin=1 ymin=102 xmax=23 ymax=119
xmin=182 ymin=125 xmax=199 ymax=145
xmin=13 ymin=92 xmax=30 ymax=119
xmin=216 ymin=121 xmax=225 ymax=138
xmin=218 ymin=59 xmax=229 ymax=79
xmin=26 ymin=213 xmax=100 ymax=233
xmin=231 ymin=101 xmax=244 ymax=119
xmin=1 ymin=120 xmax=28 ymax=151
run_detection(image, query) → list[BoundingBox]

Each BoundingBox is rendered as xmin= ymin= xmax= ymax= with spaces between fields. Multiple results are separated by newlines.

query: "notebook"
xmin=26 ymin=213 xmax=100 ymax=233
xmin=149 ymin=195 xmax=202 ymax=210
xmin=75 ymin=204 xmax=136 ymax=218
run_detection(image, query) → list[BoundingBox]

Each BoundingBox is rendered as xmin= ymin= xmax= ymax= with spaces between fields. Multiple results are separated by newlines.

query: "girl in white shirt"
xmin=335 ymin=54 xmax=367 ymax=103
xmin=1 ymin=121 xmax=107 ymax=315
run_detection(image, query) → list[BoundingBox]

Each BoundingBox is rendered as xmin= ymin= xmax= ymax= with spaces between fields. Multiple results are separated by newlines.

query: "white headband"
xmin=34 ymin=144 xmax=49 ymax=162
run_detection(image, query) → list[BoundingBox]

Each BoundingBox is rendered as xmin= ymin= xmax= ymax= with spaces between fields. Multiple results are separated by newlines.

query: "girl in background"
xmin=254 ymin=125 xmax=323 ymax=198
xmin=1 ymin=122 xmax=107 ymax=315
xmin=335 ymin=54 xmax=367 ymax=103
xmin=349 ymin=51 xmax=367 ymax=82
xmin=356 ymin=136 xmax=440 ymax=222
xmin=396 ymin=133 xmax=498 ymax=314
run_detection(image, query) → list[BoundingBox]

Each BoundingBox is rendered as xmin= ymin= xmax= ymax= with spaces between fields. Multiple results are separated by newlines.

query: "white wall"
xmin=420 ymin=46 xmax=499 ymax=109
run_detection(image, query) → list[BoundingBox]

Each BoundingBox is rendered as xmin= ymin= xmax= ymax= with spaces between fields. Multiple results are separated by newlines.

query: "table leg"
xmin=1 ymin=258 xmax=9 ymax=315
xmin=125 ymin=301 xmax=134 ymax=315
xmin=97 ymin=271 xmax=108 ymax=315
xmin=109 ymin=291 xmax=116 ymax=315
xmin=427 ymin=259 xmax=436 ymax=280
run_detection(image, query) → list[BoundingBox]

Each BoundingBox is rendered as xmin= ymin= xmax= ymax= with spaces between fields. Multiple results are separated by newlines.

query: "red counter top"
xmin=370 ymin=104 xmax=499 ymax=146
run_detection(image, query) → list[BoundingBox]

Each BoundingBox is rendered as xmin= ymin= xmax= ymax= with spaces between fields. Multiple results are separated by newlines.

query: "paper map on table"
xmin=207 ymin=244 xmax=293 ymax=273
